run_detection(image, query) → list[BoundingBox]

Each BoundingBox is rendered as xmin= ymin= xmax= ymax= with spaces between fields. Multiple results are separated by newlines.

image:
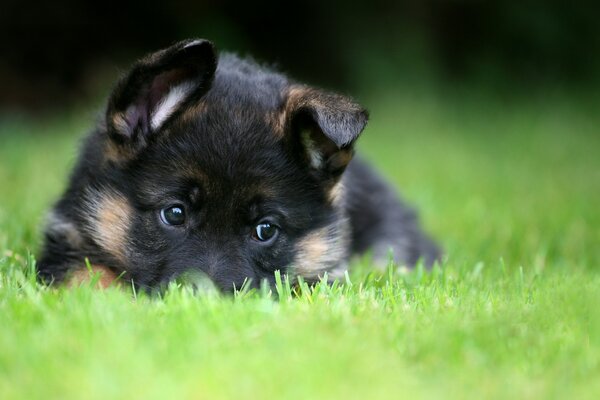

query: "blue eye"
xmin=160 ymin=205 xmax=186 ymax=226
xmin=252 ymin=222 xmax=279 ymax=243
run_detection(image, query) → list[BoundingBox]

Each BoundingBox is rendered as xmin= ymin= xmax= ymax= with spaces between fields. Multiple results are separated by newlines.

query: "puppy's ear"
xmin=105 ymin=39 xmax=216 ymax=147
xmin=282 ymin=86 xmax=368 ymax=179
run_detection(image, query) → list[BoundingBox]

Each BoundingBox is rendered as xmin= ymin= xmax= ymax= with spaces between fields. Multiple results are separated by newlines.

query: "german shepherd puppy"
xmin=38 ymin=39 xmax=439 ymax=292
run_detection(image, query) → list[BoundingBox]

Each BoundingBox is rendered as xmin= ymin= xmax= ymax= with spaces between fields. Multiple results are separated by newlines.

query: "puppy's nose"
xmin=200 ymin=250 xmax=253 ymax=292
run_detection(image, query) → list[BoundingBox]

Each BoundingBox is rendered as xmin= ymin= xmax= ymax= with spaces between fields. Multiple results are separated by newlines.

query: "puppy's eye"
xmin=160 ymin=205 xmax=186 ymax=226
xmin=252 ymin=222 xmax=279 ymax=243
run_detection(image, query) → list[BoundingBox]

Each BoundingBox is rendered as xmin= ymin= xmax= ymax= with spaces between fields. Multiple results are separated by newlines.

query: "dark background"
xmin=2 ymin=0 xmax=599 ymax=110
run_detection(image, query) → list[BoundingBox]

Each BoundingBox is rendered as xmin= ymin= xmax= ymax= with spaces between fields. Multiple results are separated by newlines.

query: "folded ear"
xmin=282 ymin=86 xmax=368 ymax=179
xmin=106 ymin=39 xmax=217 ymax=146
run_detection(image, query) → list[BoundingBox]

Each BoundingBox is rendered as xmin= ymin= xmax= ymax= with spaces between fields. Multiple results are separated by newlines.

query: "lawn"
xmin=1 ymin=87 xmax=599 ymax=399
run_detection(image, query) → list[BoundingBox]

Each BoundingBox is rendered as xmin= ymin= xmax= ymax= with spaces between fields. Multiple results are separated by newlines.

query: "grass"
xmin=1 ymin=87 xmax=599 ymax=399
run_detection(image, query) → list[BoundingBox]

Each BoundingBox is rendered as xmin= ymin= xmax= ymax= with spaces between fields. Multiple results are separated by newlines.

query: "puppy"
xmin=38 ymin=39 xmax=439 ymax=292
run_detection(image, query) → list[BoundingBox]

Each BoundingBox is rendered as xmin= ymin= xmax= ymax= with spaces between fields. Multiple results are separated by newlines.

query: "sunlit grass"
xmin=0 ymin=89 xmax=599 ymax=399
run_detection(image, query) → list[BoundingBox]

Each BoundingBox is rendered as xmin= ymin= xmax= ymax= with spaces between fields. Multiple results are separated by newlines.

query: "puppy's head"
xmin=84 ymin=39 xmax=368 ymax=291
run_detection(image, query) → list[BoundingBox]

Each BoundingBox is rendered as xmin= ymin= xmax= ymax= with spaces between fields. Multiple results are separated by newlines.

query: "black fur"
xmin=38 ymin=39 xmax=440 ymax=292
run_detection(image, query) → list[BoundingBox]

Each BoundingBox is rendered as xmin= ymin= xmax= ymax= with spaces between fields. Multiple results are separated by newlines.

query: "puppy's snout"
xmin=198 ymin=249 xmax=254 ymax=292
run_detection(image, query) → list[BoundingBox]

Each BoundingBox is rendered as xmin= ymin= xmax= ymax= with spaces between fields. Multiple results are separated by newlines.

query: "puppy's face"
xmin=84 ymin=40 xmax=367 ymax=291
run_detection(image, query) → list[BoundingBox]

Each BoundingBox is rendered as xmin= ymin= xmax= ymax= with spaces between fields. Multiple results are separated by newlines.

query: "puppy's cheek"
xmin=290 ymin=221 xmax=350 ymax=280
xmin=327 ymin=181 xmax=345 ymax=206
xmin=67 ymin=265 xmax=120 ymax=289
xmin=83 ymin=190 xmax=133 ymax=265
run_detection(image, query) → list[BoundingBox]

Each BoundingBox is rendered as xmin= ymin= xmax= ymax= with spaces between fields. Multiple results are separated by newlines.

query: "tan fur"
xmin=282 ymin=85 xmax=363 ymax=121
xmin=179 ymin=167 xmax=209 ymax=188
xmin=291 ymin=217 xmax=350 ymax=281
xmin=328 ymin=149 xmax=353 ymax=171
xmin=180 ymin=100 xmax=208 ymax=124
xmin=67 ymin=265 xmax=119 ymax=289
xmin=265 ymin=111 xmax=285 ymax=137
xmin=269 ymin=85 xmax=312 ymax=137
xmin=103 ymin=140 xmax=130 ymax=164
xmin=328 ymin=181 xmax=346 ymax=206
xmin=111 ymin=113 xmax=130 ymax=137
xmin=83 ymin=189 xmax=132 ymax=264
xmin=285 ymin=85 xmax=312 ymax=108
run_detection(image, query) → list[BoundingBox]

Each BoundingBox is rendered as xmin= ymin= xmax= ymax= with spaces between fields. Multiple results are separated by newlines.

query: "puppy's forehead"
xmin=138 ymin=116 xmax=292 ymax=205
xmin=170 ymin=100 xmax=288 ymax=175
xmin=134 ymin=154 xmax=282 ymax=207
xmin=210 ymin=53 xmax=288 ymax=108
xmin=179 ymin=54 xmax=288 ymax=128
xmin=175 ymin=110 xmax=282 ymax=169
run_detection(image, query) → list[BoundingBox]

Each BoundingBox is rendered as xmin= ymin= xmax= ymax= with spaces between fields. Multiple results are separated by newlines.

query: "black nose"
xmin=201 ymin=251 xmax=255 ymax=293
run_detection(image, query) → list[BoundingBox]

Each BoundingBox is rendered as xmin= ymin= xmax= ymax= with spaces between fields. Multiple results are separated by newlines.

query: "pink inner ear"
xmin=147 ymin=68 xmax=192 ymax=111
xmin=123 ymin=68 xmax=196 ymax=134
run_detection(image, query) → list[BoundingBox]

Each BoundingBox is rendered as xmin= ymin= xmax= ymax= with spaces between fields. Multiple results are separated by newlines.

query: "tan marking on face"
xmin=84 ymin=190 xmax=132 ymax=264
xmin=179 ymin=165 xmax=209 ymax=186
xmin=291 ymin=216 xmax=350 ymax=280
xmin=256 ymin=182 xmax=277 ymax=199
xmin=327 ymin=181 xmax=346 ymax=206
xmin=67 ymin=265 xmax=119 ymax=289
